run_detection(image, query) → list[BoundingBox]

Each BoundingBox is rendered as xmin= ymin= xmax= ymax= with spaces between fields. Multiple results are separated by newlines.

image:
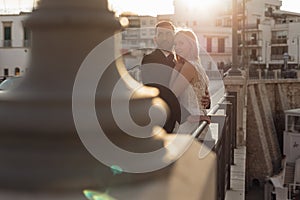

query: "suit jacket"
xmin=141 ymin=49 xmax=186 ymax=133
xmin=141 ymin=49 xmax=175 ymax=87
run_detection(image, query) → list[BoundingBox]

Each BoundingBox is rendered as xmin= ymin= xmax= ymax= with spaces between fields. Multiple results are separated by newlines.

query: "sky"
xmin=281 ymin=0 xmax=300 ymax=13
xmin=0 ymin=0 xmax=299 ymax=15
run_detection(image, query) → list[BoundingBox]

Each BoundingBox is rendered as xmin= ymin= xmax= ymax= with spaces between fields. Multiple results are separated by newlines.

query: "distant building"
xmin=217 ymin=0 xmax=300 ymax=72
xmin=0 ymin=12 xmax=31 ymax=77
xmin=118 ymin=13 xmax=157 ymax=69
xmin=2 ymin=0 xmax=300 ymax=75
xmin=265 ymin=108 xmax=300 ymax=200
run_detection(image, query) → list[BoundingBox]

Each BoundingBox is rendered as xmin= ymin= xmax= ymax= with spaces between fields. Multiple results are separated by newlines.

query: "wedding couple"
xmin=141 ymin=20 xmax=211 ymax=134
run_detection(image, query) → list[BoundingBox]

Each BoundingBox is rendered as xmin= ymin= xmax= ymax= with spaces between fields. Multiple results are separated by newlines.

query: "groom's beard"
xmin=157 ymin=42 xmax=173 ymax=52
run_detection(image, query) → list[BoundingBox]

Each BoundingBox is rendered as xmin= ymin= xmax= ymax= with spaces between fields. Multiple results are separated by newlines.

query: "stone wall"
xmin=246 ymin=79 xmax=300 ymax=187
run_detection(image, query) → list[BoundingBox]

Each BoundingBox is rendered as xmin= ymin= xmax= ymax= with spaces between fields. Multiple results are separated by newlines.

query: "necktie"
xmin=167 ymin=53 xmax=174 ymax=62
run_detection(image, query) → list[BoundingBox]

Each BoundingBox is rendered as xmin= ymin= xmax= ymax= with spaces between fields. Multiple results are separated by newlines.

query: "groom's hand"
xmin=201 ymin=89 xmax=211 ymax=109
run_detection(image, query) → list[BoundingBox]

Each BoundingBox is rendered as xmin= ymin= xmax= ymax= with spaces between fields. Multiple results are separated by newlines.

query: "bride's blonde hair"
xmin=175 ymin=29 xmax=200 ymax=62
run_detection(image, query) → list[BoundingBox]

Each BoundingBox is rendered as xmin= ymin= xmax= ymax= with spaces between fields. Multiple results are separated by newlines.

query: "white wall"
xmin=288 ymin=22 xmax=300 ymax=64
xmin=0 ymin=48 xmax=30 ymax=76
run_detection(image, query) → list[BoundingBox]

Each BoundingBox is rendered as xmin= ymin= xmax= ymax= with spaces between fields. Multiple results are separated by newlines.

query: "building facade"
xmin=217 ymin=0 xmax=300 ymax=73
xmin=0 ymin=12 xmax=30 ymax=77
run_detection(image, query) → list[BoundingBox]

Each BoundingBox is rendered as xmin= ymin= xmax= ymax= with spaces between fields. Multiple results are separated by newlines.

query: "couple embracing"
xmin=141 ymin=21 xmax=211 ymax=134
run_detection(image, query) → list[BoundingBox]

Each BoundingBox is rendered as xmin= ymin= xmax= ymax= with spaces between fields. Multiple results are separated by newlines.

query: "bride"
xmin=169 ymin=29 xmax=211 ymax=134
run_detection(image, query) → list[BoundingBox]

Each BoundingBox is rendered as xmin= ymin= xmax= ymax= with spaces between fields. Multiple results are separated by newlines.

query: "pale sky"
xmin=0 ymin=0 xmax=299 ymax=15
xmin=111 ymin=0 xmax=300 ymax=16
xmin=280 ymin=0 xmax=300 ymax=13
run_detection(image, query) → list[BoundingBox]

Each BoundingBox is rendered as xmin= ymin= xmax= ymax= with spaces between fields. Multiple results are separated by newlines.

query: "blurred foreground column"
xmin=0 ymin=0 xmax=104 ymax=190
xmin=0 ymin=0 xmax=161 ymax=190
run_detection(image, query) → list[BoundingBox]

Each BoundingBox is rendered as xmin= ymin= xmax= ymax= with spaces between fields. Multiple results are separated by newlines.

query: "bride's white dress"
xmin=175 ymin=60 xmax=211 ymax=137
xmin=179 ymin=60 xmax=209 ymax=116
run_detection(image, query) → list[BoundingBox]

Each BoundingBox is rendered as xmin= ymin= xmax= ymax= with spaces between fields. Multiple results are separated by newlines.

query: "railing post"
xmin=210 ymin=114 xmax=226 ymax=138
xmin=224 ymin=75 xmax=246 ymax=146
xmin=225 ymin=94 xmax=237 ymax=151
xmin=210 ymin=113 xmax=228 ymax=200
xmin=218 ymin=101 xmax=233 ymax=190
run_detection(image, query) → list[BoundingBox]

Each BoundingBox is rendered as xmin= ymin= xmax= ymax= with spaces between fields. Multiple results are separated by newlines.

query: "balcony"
xmin=244 ymin=24 xmax=259 ymax=30
xmin=245 ymin=40 xmax=262 ymax=47
xmin=273 ymin=23 xmax=289 ymax=30
xmin=2 ymin=40 xmax=12 ymax=47
xmin=23 ymin=40 xmax=31 ymax=47
xmin=271 ymin=38 xmax=287 ymax=45
xmin=204 ymin=47 xmax=233 ymax=55
xmin=271 ymin=54 xmax=294 ymax=61
xmin=249 ymin=55 xmax=262 ymax=62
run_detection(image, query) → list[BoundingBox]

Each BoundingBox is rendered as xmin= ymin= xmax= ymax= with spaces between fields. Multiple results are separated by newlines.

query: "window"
xmin=129 ymin=19 xmax=140 ymax=28
xmin=249 ymin=33 xmax=257 ymax=45
xmin=207 ymin=37 xmax=212 ymax=53
xmin=23 ymin=26 xmax=31 ymax=47
xmin=149 ymin=19 xmax=155 ymax=26
xmin=238 ymin=19 xmax=243 ymax=29
xmin=3 ymin=22 xmax=12 ymax=47
xmin=216 ymin=19 xmax=222 ymax=26
xmin=271 ymin=46 xmax=288 ymax=55
xmin=256 ymin=19 xmax=260 ymax=27
xmin=4 ymin=68 xmax=9 ymax=76
xmin=15 ymin=67 xmax=20 ymax=76
xmin=224 ymin=18 xmax=232 ymax=27
xmin=141 ymin=30 xmax=147 ymax=37
xmin=150 ymin=29 xmax=155 ymax=36
xmin=218 ymin=38 xmax=225 ymax=53
xmin=238 ymin=49 xmax=241 ymax=56
xmin=250 ymin=49 xmax=257 ymax=60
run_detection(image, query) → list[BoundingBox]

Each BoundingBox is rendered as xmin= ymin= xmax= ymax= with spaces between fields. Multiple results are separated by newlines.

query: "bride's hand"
xmin=174 ymin=62 xmax=183 ymax=72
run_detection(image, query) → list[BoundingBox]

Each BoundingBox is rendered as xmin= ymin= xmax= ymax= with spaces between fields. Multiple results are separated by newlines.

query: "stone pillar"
xmin=224 ymin=75 xmax=246 ymax=146
xmin=0 ymin=0 xmax=166 ymax=190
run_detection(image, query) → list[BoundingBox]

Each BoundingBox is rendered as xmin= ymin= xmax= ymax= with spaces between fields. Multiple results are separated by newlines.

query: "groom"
xmin=141 ymin=21 xmax=210 ymax=133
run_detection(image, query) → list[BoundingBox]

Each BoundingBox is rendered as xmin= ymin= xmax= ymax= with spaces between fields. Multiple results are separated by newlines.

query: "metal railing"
xmin=249 ymin=69 xmax=298 ymax=80
xmin=271 ymin=38 xmax=287 ymax=45
xmin=288 ymin=183 xmax=300 ymax=199
xmin=0 ymin=40 xmax=31 ymax=48
xmin=2 ymin=40 xmax=12 ymax=47
xmin=192 ymin=93 xmax=236 ymax=200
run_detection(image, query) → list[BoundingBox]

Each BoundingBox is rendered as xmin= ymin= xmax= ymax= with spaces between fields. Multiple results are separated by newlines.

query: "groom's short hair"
xmin=155 ymin=21 xmax=175 ymax=31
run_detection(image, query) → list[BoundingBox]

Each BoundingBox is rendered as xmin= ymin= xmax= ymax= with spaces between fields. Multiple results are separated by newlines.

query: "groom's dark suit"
xmin=141 ymin=49 xmax=183 ymax=133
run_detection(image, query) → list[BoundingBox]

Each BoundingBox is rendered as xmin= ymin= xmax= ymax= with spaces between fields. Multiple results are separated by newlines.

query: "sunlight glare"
xmin=186 ymin=0 xmax=221 ymax=12
xmin=108 ymin=0 xmax=174 ymax=16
